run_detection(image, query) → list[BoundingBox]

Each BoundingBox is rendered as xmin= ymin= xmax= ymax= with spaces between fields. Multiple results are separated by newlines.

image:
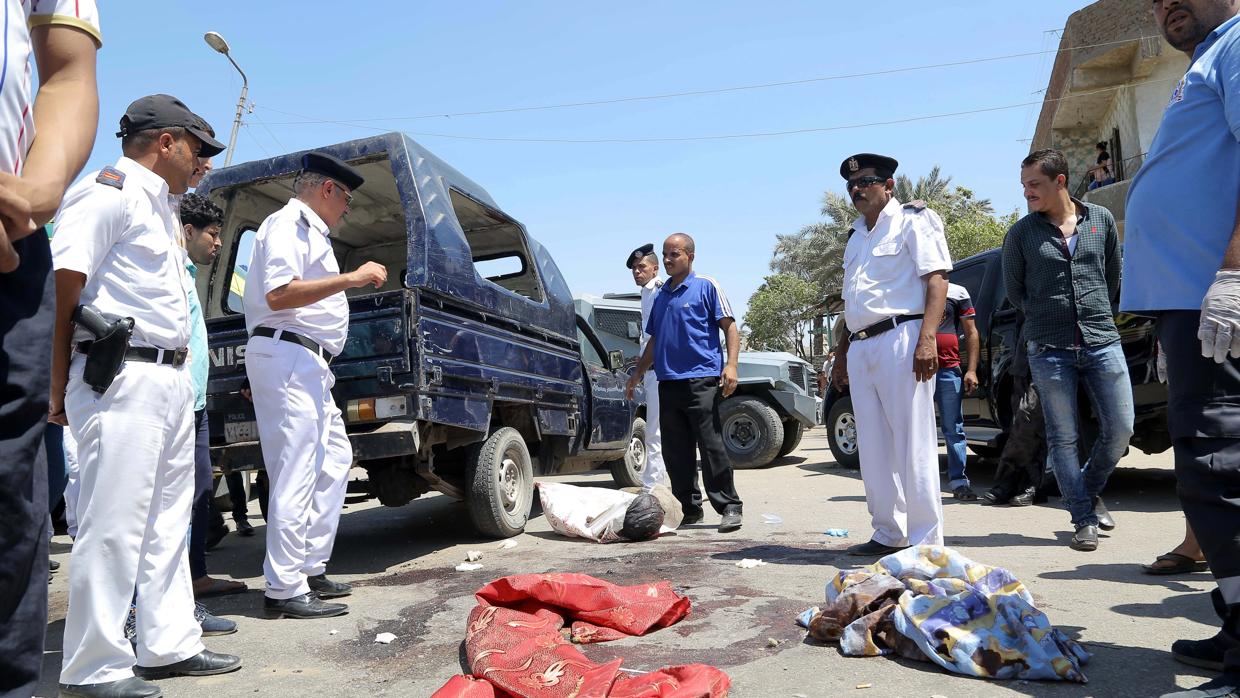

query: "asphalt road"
xmin=40 ymin=430 xmax=1222 ymax=697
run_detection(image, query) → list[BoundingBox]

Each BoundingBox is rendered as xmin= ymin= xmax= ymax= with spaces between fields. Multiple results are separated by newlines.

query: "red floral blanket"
xmin=432 ymin=573 xmax=730 ymax=698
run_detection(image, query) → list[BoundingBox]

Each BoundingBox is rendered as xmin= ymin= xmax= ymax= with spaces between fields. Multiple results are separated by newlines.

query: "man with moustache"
xmin=244 ymin=152 xmax=387 ymax=619
xmin=626 ymin=233 xmax=744 ymax=532
xmin=1003 ymin=149 xmax=1131 ymax=554
xmin=829 ymin=153 xmax=951 ymax=556
xmin=50 ymin=94 xmax=240 ymax=697
xmin=1121 ymin=1 xmax=1240 ymax=694
xmin=625 ymin=242 xmax=667 ymax=491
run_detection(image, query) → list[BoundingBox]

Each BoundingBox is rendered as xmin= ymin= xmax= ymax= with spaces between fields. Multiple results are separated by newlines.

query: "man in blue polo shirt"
xmin=1121 ymin=1 xmax=1240 ymax=695
xmin=626 ymin=233 xmax=744 ymax=532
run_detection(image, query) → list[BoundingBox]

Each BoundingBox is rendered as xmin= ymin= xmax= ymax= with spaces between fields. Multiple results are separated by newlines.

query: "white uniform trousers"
xmin=246 ymin=337 xmax=352 ymax=600
xmin=846 ymin=320 xmax=944 ymax=547
xmin=640 ymin=370 xmax=666 ymax=491
xmin=60 ymin=358 xmax=203 ymax=686
xmin=63 ymin=425 xmax=80 ymax=539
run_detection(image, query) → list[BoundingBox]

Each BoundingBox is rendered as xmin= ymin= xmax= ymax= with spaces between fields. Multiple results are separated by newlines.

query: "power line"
xmin=259 ymin=35 xmax=1162 ymax=126
xmin=253 ymin=76 xmax=1181 ymax=145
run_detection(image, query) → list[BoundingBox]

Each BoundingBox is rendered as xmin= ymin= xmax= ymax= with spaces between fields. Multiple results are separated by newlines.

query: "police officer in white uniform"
xmin=830 ymin=153 xmax=952 ymax=555
xmin=626 ymin=243 xmax=666 ymax=491
xmin=244 ymin=152 xmax=386 ymax=619
xmin=50 ymin=95 xmax=240 ymax=698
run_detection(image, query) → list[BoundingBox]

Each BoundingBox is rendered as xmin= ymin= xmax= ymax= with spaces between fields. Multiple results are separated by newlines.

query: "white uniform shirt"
xmin=244 ymin=198 xmax=348 ymax=355
xmin=0 ymin=0 xmax=100 ymax=173
xmin=52 ymin=157 xmax=191 ymax=349
xmin=639 ymin=276 xmax=664 ymax=354
xmin=841 ymin=198 xmax=952 ymax=332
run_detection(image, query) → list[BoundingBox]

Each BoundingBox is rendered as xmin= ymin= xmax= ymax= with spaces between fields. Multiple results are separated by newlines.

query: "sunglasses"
xmin=846 ymin=175 xmax=888 ymax=191
xmin=329 ymin=180 xmax=354 ymax=205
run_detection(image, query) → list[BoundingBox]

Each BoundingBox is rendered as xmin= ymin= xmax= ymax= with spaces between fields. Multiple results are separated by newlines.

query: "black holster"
xmin=73 ymin=305 xmax=135 ymax=393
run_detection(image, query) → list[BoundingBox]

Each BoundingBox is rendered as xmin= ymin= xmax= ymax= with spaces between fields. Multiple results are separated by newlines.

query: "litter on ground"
xmin=824 ymin=528 xmax=849 ymax=537
xmin=454 ymin=562 xmax=483 ymax=572
xmin=374 ymin=632 xmax=397 ymax=644
xmin=735 ymin=558 xmax=767 ymax=569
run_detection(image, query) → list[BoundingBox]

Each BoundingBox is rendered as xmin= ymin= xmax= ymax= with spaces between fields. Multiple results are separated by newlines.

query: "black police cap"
xmin=625 ymin=243 xmax=656 ymax=269
xmin=116 ymin=94 xmax=226 ymax=157
xmin=301 ymin=152 xmax=364 ymax=191
xmin=840 ymin=153 xmax=899 ymax=180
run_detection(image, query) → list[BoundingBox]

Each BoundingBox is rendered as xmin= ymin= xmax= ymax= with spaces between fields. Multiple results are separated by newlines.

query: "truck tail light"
xmin=346 ymin=396 xmax=408 ymax=422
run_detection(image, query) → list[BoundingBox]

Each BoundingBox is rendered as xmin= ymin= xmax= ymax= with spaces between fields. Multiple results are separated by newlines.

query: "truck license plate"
xmin=224 ymin=421 xmax=257 ymax=443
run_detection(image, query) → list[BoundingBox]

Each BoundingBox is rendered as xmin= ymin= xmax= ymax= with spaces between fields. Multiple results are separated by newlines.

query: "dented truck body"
xmin=197 ymin=133 xmax=639 ymax=538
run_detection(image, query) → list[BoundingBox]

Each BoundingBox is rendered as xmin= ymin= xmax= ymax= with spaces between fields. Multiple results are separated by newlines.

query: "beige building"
xmin=1031 ymin=0 xmax=1188 ymax=235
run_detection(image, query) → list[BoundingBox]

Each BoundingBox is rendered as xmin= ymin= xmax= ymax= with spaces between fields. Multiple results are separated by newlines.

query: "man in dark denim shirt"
xmin=1002 ymin=149 xmax=1134 ymax=553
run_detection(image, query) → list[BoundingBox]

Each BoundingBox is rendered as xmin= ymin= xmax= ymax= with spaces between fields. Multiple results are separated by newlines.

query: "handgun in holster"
xmin=72 ymin=304 xmax=135 ymax=393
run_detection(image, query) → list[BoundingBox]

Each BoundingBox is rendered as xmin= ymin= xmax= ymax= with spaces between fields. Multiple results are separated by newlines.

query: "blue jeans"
xmin=1027 ymin=341 xmax=1134 ymax=527
xmin=935 ymin=367 xmax=969 ymax=488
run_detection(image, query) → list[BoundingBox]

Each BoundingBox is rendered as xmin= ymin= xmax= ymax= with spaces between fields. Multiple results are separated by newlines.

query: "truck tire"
xmin=777 ymin=422 xmax=804 ymax=458
xmin=608 ymin=417 xmax=647 ymax=489
xmin=466 ymin=427 xmax=534 ymax=538
xmin=720 ymin=396 xmax=785 ymax=469
xmin=827 ymin=395 xmax=861 ymax=470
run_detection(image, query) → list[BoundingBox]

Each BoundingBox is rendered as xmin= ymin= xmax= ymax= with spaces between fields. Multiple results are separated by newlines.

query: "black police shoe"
xmin=718 ymin=506 xmax=742 ymax=532
xmin=1009 ymin=486 xmax=1038 ymax=507
xmin=134 ymin=650 xmax=241 ymax=679
xmin=1093 ymin=496 xmax=1116 ymax=530
xmin=847 ymin=539 xmax=906 ymax=556
xmin=680 ymin=508 xmax=705 ymax=526
xmin=264 ymin=592 xmax=348 ymax=619
xmin=234 ymin=516 xmax=255 ymax=537
xmin=1070 ymin=524 xmax=1099 ymax=551
xmin=1172 ymin=629 xmax=1240 ymax=672
xmin=1158 ymin=672 xmax=1240 ymax=698
xmin=308 ymin=574 xmax=352 ymax=598
xmin=59 ymin=677 xmax=162 ymax=698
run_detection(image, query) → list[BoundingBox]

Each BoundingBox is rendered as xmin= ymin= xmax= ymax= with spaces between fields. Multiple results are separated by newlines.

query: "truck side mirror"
xmin=626 ymin=321 xmax=640 ymax=340
xmin=608 ymin=350 xmax=625 ymax=371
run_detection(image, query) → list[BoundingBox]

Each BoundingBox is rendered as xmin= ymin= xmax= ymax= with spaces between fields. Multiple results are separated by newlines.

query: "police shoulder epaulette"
xmin=846 ymin=227 xmax=856 ymax=239
xmin=903 ymin=199 xmax=928 ymax=212
xmin=95 ymin=166 xmax=125 ymax=189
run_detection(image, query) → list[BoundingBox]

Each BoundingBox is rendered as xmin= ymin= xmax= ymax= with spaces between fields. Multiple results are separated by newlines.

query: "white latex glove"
xmin=1198 ymin=270 xmax=1240 ymax=363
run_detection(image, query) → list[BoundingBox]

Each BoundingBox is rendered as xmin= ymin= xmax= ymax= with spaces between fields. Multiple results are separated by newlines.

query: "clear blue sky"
xmin=78 ymin=1 xmax=1104 ymax=320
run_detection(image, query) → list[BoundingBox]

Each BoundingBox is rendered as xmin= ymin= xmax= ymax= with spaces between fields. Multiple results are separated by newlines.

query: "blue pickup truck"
xmin=195 ymin=133 xmax=642 ymax=538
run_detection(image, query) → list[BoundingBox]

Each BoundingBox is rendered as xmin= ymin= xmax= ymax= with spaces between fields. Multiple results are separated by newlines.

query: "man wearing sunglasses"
xmin=831 ymin=153 xmax=951 ymax=556
xmin=243 ymin=152 xmax=386 ymax=620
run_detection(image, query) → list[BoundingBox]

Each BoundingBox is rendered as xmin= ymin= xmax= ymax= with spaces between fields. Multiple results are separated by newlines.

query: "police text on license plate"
xmin=224 ymin=421 xmax=258 ymax=443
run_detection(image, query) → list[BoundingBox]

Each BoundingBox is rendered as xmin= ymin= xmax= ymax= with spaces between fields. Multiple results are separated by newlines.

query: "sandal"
xmin=1141 ymin=552 xmax=1209 ymax=576
xmin=193 ymin=576 xmax=249 ymax=598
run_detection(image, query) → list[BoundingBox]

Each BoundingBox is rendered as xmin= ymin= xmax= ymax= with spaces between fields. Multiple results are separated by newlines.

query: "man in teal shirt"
xmin=181 ymin=193 xmax=246 ymax=613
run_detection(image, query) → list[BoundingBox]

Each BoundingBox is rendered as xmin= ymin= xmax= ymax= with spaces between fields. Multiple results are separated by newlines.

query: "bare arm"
xmin=1219 ymin=196 xmax=1240 ymax=271
xmin=625 ymin=339 xmax=657 ymax=400
xmin=915 ymin=271 xmax=949 ymax=381
xmin=962 ymin=315 xmax=980 ymax=393
xmin=3 ymin=23 xmax=99 ymax=234
xmin=49 ymin=269 xmax=87 ymax=425
xmin=265 ymin=261 xmax=386 ymax=311
xmin=719 ymin=316 xmax=740 ymax=397
xmin=830 ymin=323 xmax=850 ymax=387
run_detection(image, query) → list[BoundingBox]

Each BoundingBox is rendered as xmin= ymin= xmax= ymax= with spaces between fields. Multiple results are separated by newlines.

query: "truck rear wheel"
xmin=720 ymin=396 xmax=784 ymax=469
xmin=608 ymin=417 xmax=647 ymax=489
xmin=777 ymin=422 xmax=804 ymax=458
xmin=827 ymin=395 xmax=861 ymax=470
xmin=466 ymin=427 xmax=533 ymax=538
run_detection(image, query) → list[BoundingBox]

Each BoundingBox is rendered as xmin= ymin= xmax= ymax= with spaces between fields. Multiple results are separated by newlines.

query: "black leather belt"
xmin=75 ymin=342 xmax=189 ymax=367
xmin=252 ymin=326 xmax=334 ymax=363
xmin=849 ymin=314 xmax=924 ymax=342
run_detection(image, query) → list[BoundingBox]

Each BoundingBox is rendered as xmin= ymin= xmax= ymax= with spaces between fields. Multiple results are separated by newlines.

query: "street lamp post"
xmin=203 ymin=31 xmax=247 ymax=167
